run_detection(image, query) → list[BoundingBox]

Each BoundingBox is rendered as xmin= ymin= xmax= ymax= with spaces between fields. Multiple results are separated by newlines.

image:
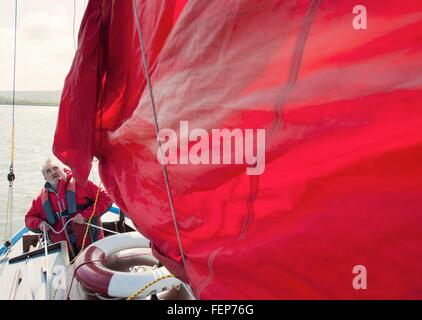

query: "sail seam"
xmin=240 ymin=0 xmax=322 ymax=242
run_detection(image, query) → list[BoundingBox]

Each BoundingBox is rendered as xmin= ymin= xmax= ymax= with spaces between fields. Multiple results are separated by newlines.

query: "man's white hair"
xmin=41 ymin=158 xmax=62 ymax=177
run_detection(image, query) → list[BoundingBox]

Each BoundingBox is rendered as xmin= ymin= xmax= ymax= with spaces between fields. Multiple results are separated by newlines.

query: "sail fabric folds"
xmin=54 ymin=0 xmax=422 ymax=298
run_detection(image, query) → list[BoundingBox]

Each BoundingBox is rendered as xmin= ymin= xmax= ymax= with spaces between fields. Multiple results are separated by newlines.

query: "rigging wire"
xmin=73 ymin=0 xmax=77 ymax=52
xmin=131 ymin=0 xmax=188 ymax=271
xmin=4 ymin=184 xmax=14 ymax=241
xmin=10 ymin=0 xmax=17 ymax=167
xmin=4 ymin=0 xmax=18 ymax=243
xmin=0 ymin=247 xmax=11 ymax=278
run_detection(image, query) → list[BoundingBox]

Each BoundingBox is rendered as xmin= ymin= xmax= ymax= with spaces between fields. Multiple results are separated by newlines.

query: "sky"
xmin=0 ymin=0 xmax=87 ymax=91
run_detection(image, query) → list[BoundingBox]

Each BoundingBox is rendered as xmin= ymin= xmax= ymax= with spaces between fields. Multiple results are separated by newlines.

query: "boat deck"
xmin=0 ymin=236 xmax=69 ymax=300
xmin=0 ymin=210 xmax=195 ymax=300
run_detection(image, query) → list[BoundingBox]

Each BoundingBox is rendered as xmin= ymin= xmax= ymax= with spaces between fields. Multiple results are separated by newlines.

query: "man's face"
xmin=43 ymin=162 xmax=64 ymax=186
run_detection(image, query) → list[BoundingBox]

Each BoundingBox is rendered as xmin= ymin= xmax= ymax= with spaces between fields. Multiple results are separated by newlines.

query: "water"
xmin=0 ymin=105 xmax=99 ymax=241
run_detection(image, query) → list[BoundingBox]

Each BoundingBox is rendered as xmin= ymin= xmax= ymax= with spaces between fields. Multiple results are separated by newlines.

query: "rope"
xmin=83 ymin=222 xmax=119 ymax=235
xmin=38 ymin=182 xmax=111 ymax=266
xmin=80 ymin=182 xmax=102 ymax=253
xmin=66 ymin=258 xmax=105 ymax=299
xmin=46 ymin=217 xmax=75 ymax=235
xmin=51 ymin=278 xmax=61 ymax=300
xmin=66 ymin=253 xmax=151 ymax=300
xmin=4 ymin=183 xmax=14 ymax=242
xmin=4 ymin=0 xmax=18 ymax=243
xmin=50 ymin=222 xmax=122 ymax=300
xmin=43 ymin=228 xmax=50 ymax=300
xmin=73 ymin=0 xmax=76 ymax=52
xmin=0 ymin=246 xmax=10 ymax=261
xmin=0 ymin=247 xmax=11 ymax=278
xmin=69 ymin=182 xmax=102 ymax=264
xmin=126 ymin=274 xmax=176 ymax=300
xmin=46 ymin=218 xmax=118 ymax=237
xmin=10 ymin=0 xmax=17 ymax=166
xmin=86 ymin=291 xmax=122 ymax=300
xmin=131 ymin=0 xmax=187 ymax=269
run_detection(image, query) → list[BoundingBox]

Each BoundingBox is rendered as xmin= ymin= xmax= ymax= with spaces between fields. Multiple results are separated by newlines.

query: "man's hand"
xmin=39 ymin=221 xmax=51 ymax=232
xmin=73 ymin=213 xmax=85 ymax=224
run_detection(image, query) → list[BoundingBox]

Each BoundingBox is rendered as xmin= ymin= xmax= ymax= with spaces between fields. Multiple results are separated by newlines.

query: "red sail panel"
xmin=54 ymin=0 xmax=422 ymax=298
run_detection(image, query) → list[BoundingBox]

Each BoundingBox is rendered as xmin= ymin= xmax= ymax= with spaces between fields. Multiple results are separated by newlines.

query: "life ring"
xmin=74 ymin=231 xmax=181 ymax=298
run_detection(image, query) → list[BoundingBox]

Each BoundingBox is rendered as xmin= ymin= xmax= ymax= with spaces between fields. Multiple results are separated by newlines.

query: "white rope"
xmin=4 ymin=184 xmax=14 ymax=241
xmin=83 ymin=222 xmax=119 ymax=235
xmin=46 ymin=217 xmax=75 ymax=235
xmin=0 ymin=247 xmax=11 ymax=278
xmin=0 ymin=247 xmax=10 ymax=261
xmin=43 ymin=228 xmax=50 ymax=300
xmin=44 ymin=217 xmax=119 ymax=236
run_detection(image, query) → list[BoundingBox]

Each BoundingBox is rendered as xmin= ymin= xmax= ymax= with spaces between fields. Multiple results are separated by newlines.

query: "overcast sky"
xmin=0 ymin=0 xmax=87 ymax=91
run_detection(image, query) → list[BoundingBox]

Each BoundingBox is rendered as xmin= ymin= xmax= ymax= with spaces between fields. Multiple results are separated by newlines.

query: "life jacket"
xmin=39 ymin=178 xmax=102 ymax=258
xmin=40 ymin=178 xmax=77 ymax=225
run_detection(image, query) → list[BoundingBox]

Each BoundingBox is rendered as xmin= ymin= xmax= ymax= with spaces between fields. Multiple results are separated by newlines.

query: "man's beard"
xmin=47 ymin=176 xmax=60 ymax=188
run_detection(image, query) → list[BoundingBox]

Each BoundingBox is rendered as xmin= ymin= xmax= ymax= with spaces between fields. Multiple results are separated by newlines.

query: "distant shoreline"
xmin=0 ymin=99 xmax=58 ymax=107
xmin=0 ymin=91 xmax=61 ymax=107
xmin=0 ymin=102 xmax=59 ymax=107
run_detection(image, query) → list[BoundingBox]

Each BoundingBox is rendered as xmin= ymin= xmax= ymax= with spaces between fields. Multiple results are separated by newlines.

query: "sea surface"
xmin=0 ymin=105 xmax=100 ymax=241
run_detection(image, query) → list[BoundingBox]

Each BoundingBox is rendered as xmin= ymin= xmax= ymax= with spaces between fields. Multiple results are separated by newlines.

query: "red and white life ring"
xmin=74 ymin=232 xmax=180 ymax=298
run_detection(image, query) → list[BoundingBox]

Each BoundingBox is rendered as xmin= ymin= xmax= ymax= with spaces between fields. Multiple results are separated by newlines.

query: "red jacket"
xmin=25 ymin=169 xmax=113 ymax=257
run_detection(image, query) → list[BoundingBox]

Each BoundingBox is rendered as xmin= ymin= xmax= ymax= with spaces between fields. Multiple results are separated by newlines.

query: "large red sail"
xmin=54 ymin=0 xmax=422 ymax=298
